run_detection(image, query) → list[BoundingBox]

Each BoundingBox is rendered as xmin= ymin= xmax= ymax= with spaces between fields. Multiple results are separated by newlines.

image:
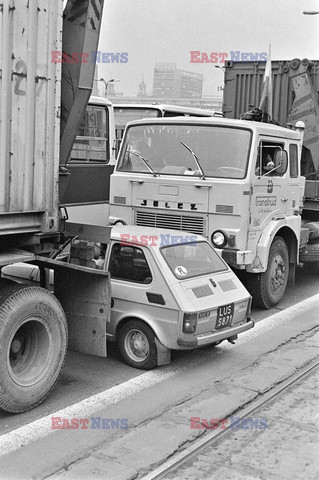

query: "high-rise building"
xmin=152 ymin=63 xmax=203 ymax=99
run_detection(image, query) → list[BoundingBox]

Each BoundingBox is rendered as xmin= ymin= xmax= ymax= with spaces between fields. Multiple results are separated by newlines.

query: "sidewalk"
xmin=47 ymin=311 xmax=319 ymax=480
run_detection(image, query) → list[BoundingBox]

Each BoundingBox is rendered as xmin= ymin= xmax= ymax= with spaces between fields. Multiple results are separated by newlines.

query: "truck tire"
xmin=0 ymin=284 xmax=68 ymax=413
xmin=119 ymin=320 xmax=157 ymax=370
xmin=246 ymin=237 xmax=289 ymax=309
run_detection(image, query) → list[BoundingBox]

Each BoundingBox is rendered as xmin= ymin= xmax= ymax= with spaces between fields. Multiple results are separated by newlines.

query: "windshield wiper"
xmin=180 ymin=141 xmax=205 ymax=179
xmin=130 ymin=151 xmax=158 ymax=176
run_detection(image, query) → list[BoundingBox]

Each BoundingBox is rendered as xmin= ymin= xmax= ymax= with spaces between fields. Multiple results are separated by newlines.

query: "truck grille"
xmin=135 ymin=210 xmax=205 ymax=235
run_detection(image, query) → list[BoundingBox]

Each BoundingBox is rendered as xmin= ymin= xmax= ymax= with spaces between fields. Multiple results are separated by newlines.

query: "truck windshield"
xmin=117 ymin=124 xmax=251 ymax=178
xmin=114 ymin=107 xmax=161 ymax=127
xmin=161 ymin=241 xmax=228 ymax=279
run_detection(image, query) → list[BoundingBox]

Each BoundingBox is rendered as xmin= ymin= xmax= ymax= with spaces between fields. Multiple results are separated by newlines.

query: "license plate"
xmin=215 ymin=303 xmax=234 ymax=330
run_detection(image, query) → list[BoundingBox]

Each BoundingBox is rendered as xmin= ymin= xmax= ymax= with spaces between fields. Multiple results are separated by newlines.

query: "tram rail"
xmin=141 ymin=358 xmax=319 ymax=480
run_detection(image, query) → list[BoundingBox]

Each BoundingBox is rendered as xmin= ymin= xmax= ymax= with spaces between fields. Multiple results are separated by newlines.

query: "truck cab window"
xmin=109 ymin=244 xmax=152 ymax=284
xmin=256 ymin=141 xmax=286 ymax=176
xmin=289 ymin=144 xmax=298 ymax=178
xmin=69 ymin=106 xmax=109 ymax=163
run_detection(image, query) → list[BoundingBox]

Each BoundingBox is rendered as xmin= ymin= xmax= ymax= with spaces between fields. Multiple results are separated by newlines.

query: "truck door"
xmin=60 ymin=104 xmax=114 ymax=206
xmin=250 ymin=140 xmax=289 ymax=232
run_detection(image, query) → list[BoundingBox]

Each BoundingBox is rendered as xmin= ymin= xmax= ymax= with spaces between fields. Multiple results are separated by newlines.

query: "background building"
xmin=94 ymin=64 xmax=222 ymax=110
xmin=152 ymin=63 xmax=203 ymax=99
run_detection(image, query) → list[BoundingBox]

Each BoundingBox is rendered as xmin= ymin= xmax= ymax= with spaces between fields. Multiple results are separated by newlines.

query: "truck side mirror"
xmin=274 ymin=150 xmax=288 ymax=175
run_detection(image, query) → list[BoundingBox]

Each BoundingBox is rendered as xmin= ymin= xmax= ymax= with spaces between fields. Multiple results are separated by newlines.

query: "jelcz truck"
xmin=109 ymin=106 xmax=317 ymax=309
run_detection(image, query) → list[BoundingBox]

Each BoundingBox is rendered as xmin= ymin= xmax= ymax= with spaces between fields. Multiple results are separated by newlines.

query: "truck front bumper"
xmin=177 ymin=317 xmax=254 ymax=348
xmin=219 ymin=249 xmax=254 ymax=268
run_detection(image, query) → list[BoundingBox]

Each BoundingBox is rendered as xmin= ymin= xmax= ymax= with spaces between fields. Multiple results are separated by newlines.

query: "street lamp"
xmin=215 ymin=65 xmax=225 ymax=92
xmin=100 ymin=78 xmax=119 ymax=96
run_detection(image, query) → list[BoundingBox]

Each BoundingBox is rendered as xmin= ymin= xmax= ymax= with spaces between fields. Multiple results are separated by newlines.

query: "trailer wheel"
xmin=247 ymin=237 xmax=289 ymax=309
xmin=119 ymin=320 xmax=157 ymax=370
xmin=0 ymin=285 xmax=68 ymax=413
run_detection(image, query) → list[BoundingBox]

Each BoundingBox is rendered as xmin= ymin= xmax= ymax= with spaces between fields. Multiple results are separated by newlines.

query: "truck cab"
xmin=109 ymin=117 xmax=304 ymax=309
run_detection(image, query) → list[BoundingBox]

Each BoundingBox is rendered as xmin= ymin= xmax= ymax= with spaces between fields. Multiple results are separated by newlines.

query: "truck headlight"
xmin=211 ymin=230 xmax=227 ymax=248
xmin=182 ymin=313 xmax=197 ymax=333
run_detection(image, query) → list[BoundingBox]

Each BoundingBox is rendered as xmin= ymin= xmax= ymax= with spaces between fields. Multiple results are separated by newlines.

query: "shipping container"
xmin=0 ymin=0 xmax=62 ymax=236
xmin=223 ymin=59 xmax=319 ymax=124
xmin=223 ymin=59 xmax=319 ymax=175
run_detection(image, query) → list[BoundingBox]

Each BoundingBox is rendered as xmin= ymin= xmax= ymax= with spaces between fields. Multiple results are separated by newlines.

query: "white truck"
xmin=108 ymin=114 xmax=316 ymax=309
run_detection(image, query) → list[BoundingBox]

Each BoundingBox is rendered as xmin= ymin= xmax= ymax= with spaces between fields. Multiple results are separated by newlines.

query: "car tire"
xmin=119 ymin=320 xmax=157 ymax=370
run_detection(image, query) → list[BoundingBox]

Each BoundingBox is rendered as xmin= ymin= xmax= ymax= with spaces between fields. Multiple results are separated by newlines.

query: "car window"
xmin=108 ymin=243 xmax=152 ymax=283
xmin=161 ymin=241 xmax=228 ymax=279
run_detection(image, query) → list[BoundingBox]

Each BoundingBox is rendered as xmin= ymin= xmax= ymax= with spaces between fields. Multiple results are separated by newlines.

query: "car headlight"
xmin=211 ymin=230 xmax=227 ymax=248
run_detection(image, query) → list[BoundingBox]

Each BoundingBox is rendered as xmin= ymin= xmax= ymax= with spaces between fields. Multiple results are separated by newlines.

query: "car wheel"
xmin=119 ymin=320 xmax=157 ymax=370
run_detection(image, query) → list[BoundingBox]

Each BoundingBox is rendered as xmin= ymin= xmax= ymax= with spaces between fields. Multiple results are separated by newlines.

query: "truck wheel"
xmin=247 ymin=237 xmax=289 ymax=309
xmin=0 ymin=285 xmax=68 ymax=413
xmin=119 ymin=320 xmax=157 ymax=370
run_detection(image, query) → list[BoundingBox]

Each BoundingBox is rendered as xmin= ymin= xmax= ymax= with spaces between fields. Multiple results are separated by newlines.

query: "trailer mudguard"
xmin=36 ymin=257 xmax=111 ymax=357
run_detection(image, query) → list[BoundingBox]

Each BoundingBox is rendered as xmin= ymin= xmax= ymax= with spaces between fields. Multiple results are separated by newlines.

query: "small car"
xmin=2 ymin=225 xmax=254 ymax=369
xmin=104 ymin=226 xmax=254 ymax=368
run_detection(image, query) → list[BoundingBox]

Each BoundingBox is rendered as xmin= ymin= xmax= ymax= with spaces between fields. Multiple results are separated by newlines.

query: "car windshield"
xmin=161 ymin=241 xmax=228 ymax=279
xmin=117 ymin=124 xmax=251 ymax=178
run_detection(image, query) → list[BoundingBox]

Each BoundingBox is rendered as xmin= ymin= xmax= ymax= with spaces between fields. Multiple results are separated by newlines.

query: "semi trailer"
xmin=0 ymin=0 xmax=112 ymax=413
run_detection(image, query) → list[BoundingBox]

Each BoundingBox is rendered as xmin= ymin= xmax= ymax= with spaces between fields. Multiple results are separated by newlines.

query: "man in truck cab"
xmin=255 ymin=143 xmax=285 ymax=176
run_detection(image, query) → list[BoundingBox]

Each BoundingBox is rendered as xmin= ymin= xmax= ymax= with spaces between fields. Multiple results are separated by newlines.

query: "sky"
xmin=96 ymin=0 xmax=319 ymax=97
